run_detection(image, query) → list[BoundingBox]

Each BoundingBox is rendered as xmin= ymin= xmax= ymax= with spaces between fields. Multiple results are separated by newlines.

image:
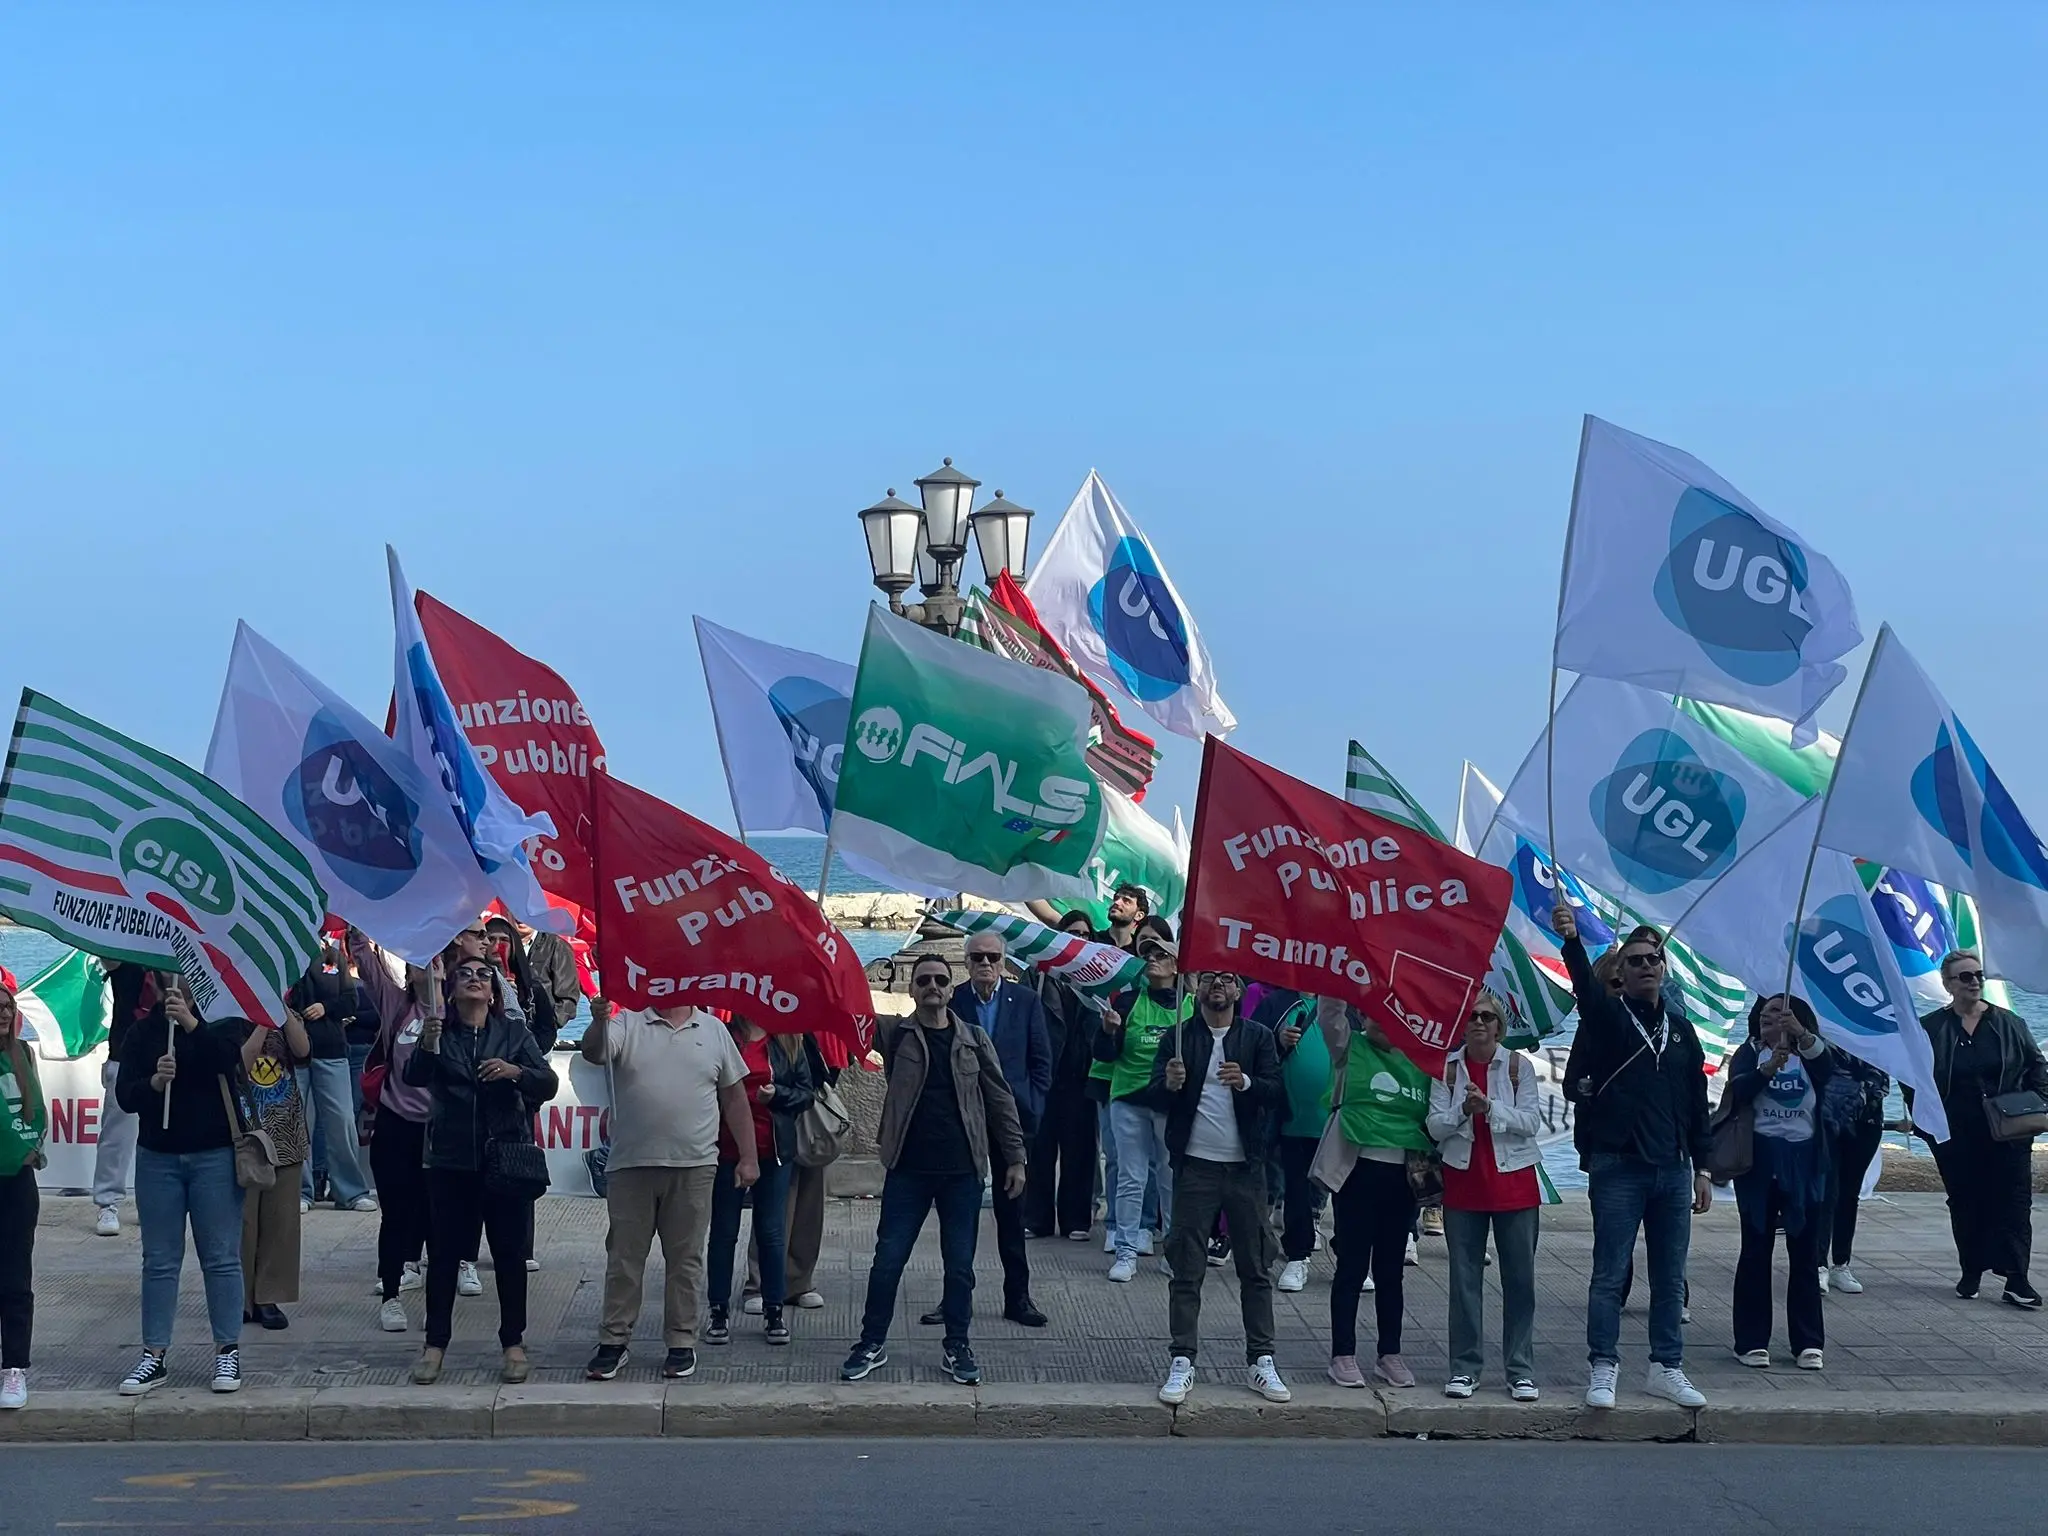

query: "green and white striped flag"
xmin=17 ymin=947 xmax=112 ymax=1059
xmin=1344 ymin=740 xmax=1572 ymax=1049
xmin=0 ymin=690 xmax=325 ymax=1029
xmin=932 ymin=907 xmax=1142 ymax=1010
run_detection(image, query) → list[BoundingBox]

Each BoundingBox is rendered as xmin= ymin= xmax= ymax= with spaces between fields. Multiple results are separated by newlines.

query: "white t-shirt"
xmin=1753 ymin=1053 xmax=1816 ymax=1143
xmin=1183 ymin=1026 xmax=1247 ymax=1164
xmin=599 ymin=1008 xmax=748 ymax=1171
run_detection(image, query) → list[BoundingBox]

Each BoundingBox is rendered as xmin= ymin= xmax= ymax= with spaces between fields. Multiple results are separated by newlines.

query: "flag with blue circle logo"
xmin=1817 ymin=623 xmax=2048 ymax=991
xmin=1025 ymin=471 xmax=1235 ymax=741
xmin=1554 ymin=417 xmax=1862 ymax=742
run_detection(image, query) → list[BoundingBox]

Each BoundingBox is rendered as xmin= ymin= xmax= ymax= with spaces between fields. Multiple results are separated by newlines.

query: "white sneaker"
xmin=525 ymin=1258 xmax=540 ymax=1272
xmin=0 ymin=1367 xmax=26 ymax=1409
xmin=1735 ymin=1348 xmax=1771 ymax=1369
xmin=1509 ymin=1378 xmax=1540 ymax=1403
xmin=211 ymin=1348 xmax=243 ymax=1394
xmin=793 ymin=1291 xmax=826 ymax=1309
xmin=742 ymin=1295 xmax=764 ymax=1316
xmin=94 ymin=1206 xmax=121 ymax=1237
xmin=1104 ymin=1231 xmax=1118 ymax=1254
xmin=347 ymin=1195 xmax=379 ymax=1213
xmin=1108 ymin=1255 xmax=1137 ymax=1284
xmin=1443 ymin=1375 xmax=1476 ymax=1399
xmin=1817 ymin=1265 xmax=1830 ymax=1295
xmin=399 ymin=1263 xmax=425 ymax=1293
xmin=1585 ymin=1360 xmax=1619 ymax=1409
xmin=1796 ymin=1348 xmax=1824 ymax=1371
xmin=1159 ymin=1355 xmax=1195 ymax=1405
xmin=1830 ymin=1265 xmax=1863 ymax=1294
xmin=378 ymin=1298 xmax=408 ymax=1333
xmin=1646 ymin=1364 xmax=1705 ymax=1408
xmin=1364 ymin=1270 xmax=1376 ymax=1292
xmin=1276 ymin=1259 xmax=1309 ymax=1293
xmin=1247 ymin=1355 xmax=1291 ymax=1403
xmin=1138 ymin=1231 xmax=1157 ymax=1256
xmin=299 ymin=1198 xmax=312 ymax=1214
xmin=457 ymin=1261 xmax=483 ymax=1297
xmin=1403 ymin=1234 xmax=1419 ymax=1267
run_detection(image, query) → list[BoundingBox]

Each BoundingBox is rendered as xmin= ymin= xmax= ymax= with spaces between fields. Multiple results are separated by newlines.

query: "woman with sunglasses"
xmin=403 ymin=946 xmax=559 ymax=1384
xmin=1426 ymin=991 xmax=1544 ymax=1400
xmin=1915 ymin=951 xmax=2047 ymax=1308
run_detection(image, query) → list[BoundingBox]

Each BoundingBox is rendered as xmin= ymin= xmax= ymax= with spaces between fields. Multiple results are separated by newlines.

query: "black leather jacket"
xmin=401 ymin=1010 xmax=559 ymax=1172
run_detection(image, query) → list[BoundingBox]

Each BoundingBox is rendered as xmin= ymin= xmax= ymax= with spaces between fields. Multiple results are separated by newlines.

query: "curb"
xmin=4 ymin=1386 xmax=2046 ymax=1446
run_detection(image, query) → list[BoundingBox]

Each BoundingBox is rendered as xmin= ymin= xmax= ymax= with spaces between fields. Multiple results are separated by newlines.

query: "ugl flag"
xmin=1179 ymin=737 xmax=1511 ymax=1077
xmin=0 ymin=690 xmax=324 ymax=1029
xmin=833 ymin=605 xmax=1106 ymax=903
xmin=1555 ymin=417 xmax=1862 ymax=739
xmin=1026 ymin=470 xmax=1235 ymax=740
xmin=694 ymin=617 xmax=851 ymax=836
xmin=389 ymin=550 xmax=566 ymax=935
xmin=592 ymin=770 xmax=872 ymax=1051
xmin=207 ymin=622 xmax=492 ymax=964
xmin=18 ymin=947 xmax=112 ymax=1059
xmin=1817 ymin=623 xmax=2048 ymax=990
xmin=412 ymin=588 xmax=607 ymax=908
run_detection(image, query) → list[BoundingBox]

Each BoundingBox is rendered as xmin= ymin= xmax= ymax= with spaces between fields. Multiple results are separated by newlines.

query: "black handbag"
xmin=481 ymin=1068 xmax=551 ymax=1201
xmin=1984 ymin=1090 xmax=2048 ymax=1143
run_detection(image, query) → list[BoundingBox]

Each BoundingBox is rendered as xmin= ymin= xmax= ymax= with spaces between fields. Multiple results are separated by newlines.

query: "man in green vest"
xmin=1094 ymin=934 xmax=1192 ymax=1283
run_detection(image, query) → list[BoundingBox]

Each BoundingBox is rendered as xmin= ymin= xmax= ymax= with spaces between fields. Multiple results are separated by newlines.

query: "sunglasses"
xmin=1950 ymin=970 xmax=1985 ymax=985
xmin=451 ymin=963 xmax=494 ymax=981
xmin=967 ymin=952 xmax=1004 ymax=965
xmin=1622 ymin=951 xmax=1665 ymax=969
xmin=1468 ymin=1010 xmax=1501 ymax=1026
xmin=913 ymin=972 xmax=952 ymax=989
xmin=1140 ymin=946 xmax=1172 ymax=962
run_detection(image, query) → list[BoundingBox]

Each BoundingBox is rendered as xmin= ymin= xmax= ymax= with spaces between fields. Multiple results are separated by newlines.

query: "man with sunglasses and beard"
xmin=1553 ymin=906 xmax=1712 ymax=1412
xmin=842 ymin=954 xmax=1028 ymax=1387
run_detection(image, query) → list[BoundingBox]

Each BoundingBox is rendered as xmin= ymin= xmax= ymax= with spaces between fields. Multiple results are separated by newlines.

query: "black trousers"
xmin=990 ymin=1127 xmax=1032 ymax=1309
xmin=1733 ymin=1179 xmax=1823 ymax=1354
xmin=424 ymin=1168 xmax=531 ymax=1349
xmin=1331 ymin=1157 xmax=1414 ymax=1359
xmin=1025 ymin=1080 xmax=1096 ymax=1237
xmin=1931 ymin=1123 xmax=2034 ymax=1285
xmin=1827 ymin=1123 xmax=1883 ymax=1267
xmin=0 ymin=1167 xmax=36 ymax=1369
xmin=369 ymin=1108 xmax=430 ymax=1301
xmin=1279 ymin=1135 xmax=1323 ymax=1262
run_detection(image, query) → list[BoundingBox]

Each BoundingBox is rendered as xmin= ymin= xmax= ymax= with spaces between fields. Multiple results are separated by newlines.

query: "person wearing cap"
xmin=1095 ymin=929 xmax=1192 ymax=1283
xmin=1150 ymin=969 xmax=1290 ymax=1406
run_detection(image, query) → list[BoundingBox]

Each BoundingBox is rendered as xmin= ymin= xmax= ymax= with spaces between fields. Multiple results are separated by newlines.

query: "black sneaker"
xmin=2004 ymin=1282 xmax=2044 ymax=1310
xmin=119 ymin=1351 xmax=169 ymax=1396
xmin=1958 ymin=1273 xmax=1983 ymax=1300
xmin=942 ymin=1341 xmax=980 ymax=1385
xmin=586 ymin=1344 xmax=629 ymax=1380
xmin=704 ymin=1307 xmax=731 ymax=1345
xmin=1207 ymin=1236 xmax=1230 ymax=1268
xmin=763 ymin=1305 xmax=790 ymax=1346
xmin=211 ymin=1348 xmax=243 ymax=1394
xmin=663 ymin=1348 xmax=697 ymax=1380
xmin=840 ymin=1342 xmax=887 ymax=1381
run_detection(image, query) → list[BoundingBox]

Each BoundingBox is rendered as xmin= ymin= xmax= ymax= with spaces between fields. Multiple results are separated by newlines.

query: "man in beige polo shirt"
xmin=582 ymin=1000 xmax=758 ymax=1381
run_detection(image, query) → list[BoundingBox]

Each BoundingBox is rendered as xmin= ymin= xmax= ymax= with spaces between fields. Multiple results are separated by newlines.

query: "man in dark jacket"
xmin=945 ymin=933 xmax=1052 ymax=1327
xmin=1147 ymin=969 xmax=1289 ymax=1408
xmin=1554 ymin=906 xmax=1712 ymax=1414
xmin=1027 ymin=912 xmax=1106 ymax=1241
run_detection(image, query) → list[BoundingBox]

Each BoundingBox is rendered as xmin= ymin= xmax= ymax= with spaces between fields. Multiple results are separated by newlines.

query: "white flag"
xmin=205 ymin=621 xmax=493 ymax=964
xmin=1817 ymin=623 xmax=2048 ymax=989
xmin=1678 ymin=798 xmax=1948 ymax=1140
xmin=1025 ymin=470 xmax=1234 ymax=740
xmin=1555 ymin=417 xmax=1862 ymax=738
xmin=1493 ymin=675 xmax=1814 ymax=933
xmin=388 ymin=549 xmax=566 ymax=934
xmin=1454 ymin=760 xmax=1504 ymax=857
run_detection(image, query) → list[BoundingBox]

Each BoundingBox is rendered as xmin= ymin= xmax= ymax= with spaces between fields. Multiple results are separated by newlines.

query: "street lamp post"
xmin=856 ymin=458 xmax=1035 ymax=636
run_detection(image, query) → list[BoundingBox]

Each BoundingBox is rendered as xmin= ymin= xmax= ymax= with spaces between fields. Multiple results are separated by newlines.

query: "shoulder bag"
xmin=480 ymin=1024 xmax=552 ymax=1201
xmin=1984 ymin=1090 xmax=2048 ymax=1143
xmin=1706 ymin=1089 xmax=1755 ymax=1183
xmin=795 ymin=1075 xmax=852 ymax=1168
xmin=218 ymin=1075 xmax=280 ymax=1191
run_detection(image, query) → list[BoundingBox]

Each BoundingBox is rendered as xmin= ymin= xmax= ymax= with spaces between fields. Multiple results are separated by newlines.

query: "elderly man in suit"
xmin=915 ymin=931 xmax=1052 ymax=1328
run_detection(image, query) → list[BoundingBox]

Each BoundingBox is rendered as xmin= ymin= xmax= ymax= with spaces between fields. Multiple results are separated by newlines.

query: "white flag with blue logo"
xmin=1554 ymin=417 xmax=1863 ymax=740
xmin=1491 ymin=675 xmax=1815 ymax=933
xmin=205 ymin=621 xmax=494 ymax=964
xmin=1817 ymin=623 xmax=2048 ymax=990
xmin=388 ymin=549 xmax=567 ymax=935
xmin=1025 ymin=470 xmax=1235 ymax=741
xmin=1678 ymin=798 xmax=1947 ymax=1140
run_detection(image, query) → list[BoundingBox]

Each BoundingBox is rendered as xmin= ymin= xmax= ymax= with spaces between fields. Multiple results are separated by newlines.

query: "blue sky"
xmin=4 ymin=5 xmax=2044 ymax=839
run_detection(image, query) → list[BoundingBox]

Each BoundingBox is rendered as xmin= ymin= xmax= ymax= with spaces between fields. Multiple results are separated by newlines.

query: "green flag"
xmin=1066 ymin=785 xmax=1185 ymax=929
xmin=17 ymin=947 xmax=111 ymax=1059
xmin=1344 ymin=740 xmax=1570 ymax=1048
xmin=835 ymin=605 xmax=1107 ymax=902
xmin=933 ymin=907 xmax=1143 ymax=1009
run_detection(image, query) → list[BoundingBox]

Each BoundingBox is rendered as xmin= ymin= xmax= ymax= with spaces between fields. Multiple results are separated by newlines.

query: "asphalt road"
xmin=4 ymin=1438 xmax=2042 ymax=1533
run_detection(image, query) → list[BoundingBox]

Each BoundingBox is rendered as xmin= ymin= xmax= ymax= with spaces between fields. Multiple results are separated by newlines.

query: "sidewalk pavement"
xmin=4 ymin=1189 xmax=2045 ymax=1444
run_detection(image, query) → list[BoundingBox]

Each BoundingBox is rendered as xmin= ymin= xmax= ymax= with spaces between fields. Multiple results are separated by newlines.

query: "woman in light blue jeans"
xmin=112 ymin=977 xmax=249 ymax=1395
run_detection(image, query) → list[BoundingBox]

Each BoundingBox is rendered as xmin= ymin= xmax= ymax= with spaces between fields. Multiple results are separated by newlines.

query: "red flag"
xmin=592 ymin=770 xmax=873 ymax=1051
xmin=1178 ymin=738 xmax=1511 ymax=1077
xmin=412 ymin=592 xmax=606 ymax=907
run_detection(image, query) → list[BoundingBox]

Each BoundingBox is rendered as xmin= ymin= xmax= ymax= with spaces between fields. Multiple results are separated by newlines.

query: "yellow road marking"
xmin=459 ymin=1498 xmax=579 ymax=1522
xmin=123 ymin=1473 xmax=226 ymax=1490
xmin=491 ymin=1472 xmax=585 ymax=1488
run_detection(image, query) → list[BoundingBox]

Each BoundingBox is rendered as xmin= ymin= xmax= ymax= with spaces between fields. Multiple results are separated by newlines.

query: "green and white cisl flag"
xmin=1068 ymin=785 xmax=1185 ymax=929
xmin=18 ymin=947 xmax=112 ymax=1060
xmin=833 ymin=605 xmax=1107 ymax=903
xmin=934 ymin=908 xmax=1143 ymax=1010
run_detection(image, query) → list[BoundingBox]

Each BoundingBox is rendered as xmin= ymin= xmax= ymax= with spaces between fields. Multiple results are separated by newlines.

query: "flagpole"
xmin=1777 ymin=626 xmax=1889 ymax=999
xmin=1544 ymin=415 xmax=1594 ymax=879
xmin=815 ymin=824 xmax=837 ymax=904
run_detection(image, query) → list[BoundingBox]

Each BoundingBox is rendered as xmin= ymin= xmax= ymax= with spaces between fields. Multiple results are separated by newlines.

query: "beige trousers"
xmin=241 ymin=1160 xmax=303 ymax=1307
xmin=600 ymin=1164 xmax=716 ymax=1348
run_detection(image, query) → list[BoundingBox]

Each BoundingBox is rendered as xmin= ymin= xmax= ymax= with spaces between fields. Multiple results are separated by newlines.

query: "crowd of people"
xmin=0 ymin=883 xmax=2040 ymax=1412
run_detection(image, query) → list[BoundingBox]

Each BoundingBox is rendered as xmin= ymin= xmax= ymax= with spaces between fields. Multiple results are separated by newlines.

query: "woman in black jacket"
xmin=402 ymin=948 xmax=559 ymax=1384
xmin=1722 ymin=995 xmax=1838 ymax=1371
xmin=706 ymin=1017 xmax=814 ymax=1347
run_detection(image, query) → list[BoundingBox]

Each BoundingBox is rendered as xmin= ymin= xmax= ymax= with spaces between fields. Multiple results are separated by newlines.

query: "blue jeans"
xmin=346 ymin=1041 xmax=372 ymax=1116
xmin=135 ymin=1146 xmax=245 ymax=1351
xmin=859 ymin=1168 xmax=982 ymax=1349
xmin=709 ymin=1155 xmax=790 ymax=1312
xmin=1110 ymin=1100 xmax=1173 ymax=1261
xmin=1586 ymin=1152 xmax=1694 ymax=1368
xmin=299 ymin=1059 xmax=371 ymax=1205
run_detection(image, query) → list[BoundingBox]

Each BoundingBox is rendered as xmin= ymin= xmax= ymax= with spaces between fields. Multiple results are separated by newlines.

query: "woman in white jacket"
xmin=1426 ymin=993 xmax=1544 ymax=1402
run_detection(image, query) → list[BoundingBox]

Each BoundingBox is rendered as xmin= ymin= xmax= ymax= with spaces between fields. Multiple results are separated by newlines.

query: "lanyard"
xmin=1628 ymin=1003 xmax=1669 ymax=1064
